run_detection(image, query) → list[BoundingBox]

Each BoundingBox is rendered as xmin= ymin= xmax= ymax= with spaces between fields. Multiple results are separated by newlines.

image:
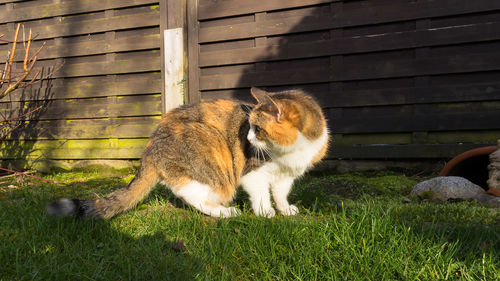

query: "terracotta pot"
xmin=487 ymin=188 xmax=500 ymax=197
xmin=439 ymin=146 xmax=498 ymax=190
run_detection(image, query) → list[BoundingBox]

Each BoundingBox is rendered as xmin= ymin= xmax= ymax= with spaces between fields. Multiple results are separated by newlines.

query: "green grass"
xmin=1 ymin=170 xmax=499 ymax=280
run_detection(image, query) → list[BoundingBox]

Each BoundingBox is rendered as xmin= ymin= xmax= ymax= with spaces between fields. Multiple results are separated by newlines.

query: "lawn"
xmin=1 ymin=169 xmax=499 ymax=280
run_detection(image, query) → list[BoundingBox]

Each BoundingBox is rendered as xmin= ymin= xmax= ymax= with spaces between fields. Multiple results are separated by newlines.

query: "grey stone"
xmin=402 ymin=197 xmax=411 ymax=203
xmin=31 ymin=159 xmax=139 ymax=173
xmin=31 ymin=160 xmax=72 ymax=173
xmin=411 ymin=176 xmax=485 ymax=201
xmin=71 ymin=160 xmax=137 ymax=172
xmin=487 ymin=146 xmax=500 ymax=190
xmin=474 ymin=194 xmax=500 ymax=208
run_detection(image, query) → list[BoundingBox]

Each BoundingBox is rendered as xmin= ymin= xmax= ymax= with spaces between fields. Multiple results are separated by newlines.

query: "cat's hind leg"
xmin=173 ymin=180 xmax=240 ymax=218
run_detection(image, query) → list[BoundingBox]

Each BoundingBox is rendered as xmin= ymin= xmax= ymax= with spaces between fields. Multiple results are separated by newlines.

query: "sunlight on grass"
xmin=1 ymin=171 xmax=499 ymax=280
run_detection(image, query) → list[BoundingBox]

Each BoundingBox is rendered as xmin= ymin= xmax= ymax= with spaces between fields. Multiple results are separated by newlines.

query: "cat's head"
xmin=247 ymin=87 xmax=325 ymax=152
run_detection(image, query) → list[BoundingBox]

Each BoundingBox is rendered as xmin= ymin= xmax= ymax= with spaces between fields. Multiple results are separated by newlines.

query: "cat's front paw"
xmin=255 ymin=207 xmax=276 ymax=218
xmin=280 ymin=204 xmax=299 ymax=216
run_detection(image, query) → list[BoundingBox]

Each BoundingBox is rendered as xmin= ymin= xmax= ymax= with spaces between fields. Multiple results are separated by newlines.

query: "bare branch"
xmin=0 ymin=24 xmax=56 ymax=153
xmin=27 ymin=41 xmax=45 ymax=63
xmin=0 ymin=61 xmax=8 ymax=89
xmin=6 ymin=24 xmax=21 ymax=83
xmin=0 ymin=56 xmax=37 ymax=99
xmin=0 ymin=24 xmax=49 ymax=99
xmin=23 ymin=29 xmax=32 ymax=71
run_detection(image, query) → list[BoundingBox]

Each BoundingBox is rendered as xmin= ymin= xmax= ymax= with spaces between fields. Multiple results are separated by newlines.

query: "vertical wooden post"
xmin=164 ymin=28 xmax=185 ymax=111
xmin=160 ymin=0 xmax=188 ymax=112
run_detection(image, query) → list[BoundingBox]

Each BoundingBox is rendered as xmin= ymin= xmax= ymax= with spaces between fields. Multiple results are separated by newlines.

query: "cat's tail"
xmin=46 ymin=166 xmax=159 ymax=219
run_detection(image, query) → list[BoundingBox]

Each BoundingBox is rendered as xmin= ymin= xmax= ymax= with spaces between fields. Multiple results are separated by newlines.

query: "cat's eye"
xmin=253 ymin=125 xmax=261 ymax=134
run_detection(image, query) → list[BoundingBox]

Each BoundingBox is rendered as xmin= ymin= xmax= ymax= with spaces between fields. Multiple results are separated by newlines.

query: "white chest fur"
xmin=269 ymin=128 xmax=328 ymax=177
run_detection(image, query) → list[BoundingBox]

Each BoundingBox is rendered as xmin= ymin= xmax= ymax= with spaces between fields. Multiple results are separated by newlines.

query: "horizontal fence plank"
xmin=333 ymin=130 xmax=500 ymax=146
xmin=0 ymin=10 xmax=160 ymax=41
xmin=0 ymin=0 xmax=159 ymax=24
xmin=4 ymin=55 xmax=162 ymax=79
xmin=322 ymin=82 xmax=500 ymax=108
xmin=338 ymin=52 xmax=500 ymax=81
xmin=7 ymin=117 xmax=159 ymax=140
xmin=331 ymin=133 xmax=412 ymax=146
xmin=0 ymin=0 xmax=23 ymax=3
xmin=327 ymin=102 xmax=500 ymax=134
xmin=200 ymin=82 xmax=500 ymax=107
xmin=198 ymin=0 xmax=333 ymax=20
xmin=0 ymin=138 xmax=148 ymax=159
xmin=0 ymin=34 xmax=160 ymax=61
xmin=199 ymin=0 xmax=500 ymax=43
xmin=330 ymin=143 xmax=495 ymax=159
xmin=201 ymin=68 xmax=326 ymax=90
xmin=52 ymin=58 xmax=160 ymax=78
xmin=2 ymin=78 xmax=162 ymax=102
xmin=200 ymin=21 xmax=500 ymax=67
xmin=332 ymin=130 xmax=500 ymax=147
xmin=0 ymin=95 xmax=162 ymax=120
xmin=426 ymin=130 xmax=500 ymax=144
xmin=199 ymin=52 xmax=500 ymax=89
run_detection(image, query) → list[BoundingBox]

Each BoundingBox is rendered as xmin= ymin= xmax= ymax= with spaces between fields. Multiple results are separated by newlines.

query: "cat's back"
xmin=154 ymin=99 xmax=248 ymax=137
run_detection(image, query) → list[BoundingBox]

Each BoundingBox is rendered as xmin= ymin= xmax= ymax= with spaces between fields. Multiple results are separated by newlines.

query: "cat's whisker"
xmin=260 ymin=148 xmax=266 ymax=161
xmin=251 ymin=146 xmax=259 ymax=161
xmin=262 ymin=147 xmax=273 ymax=160
xmin=257 ymin=147 xmax=264 ymax=162
xmin=252 ymin=145 xmax=267 ymax=162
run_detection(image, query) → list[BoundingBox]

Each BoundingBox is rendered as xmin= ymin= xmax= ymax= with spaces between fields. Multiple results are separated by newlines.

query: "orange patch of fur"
xmin=127 ymin=167 xmax=159 ymax=200
xmin=312 ymin=137 xmax=329 ymax=164
xmin=170 ymin=123 xmax=185 ymax=134
xmin=201 ymin=100 xmax=237 ymax=132
xmin=210 ymin=140 xmax=235 ymax=184
xmin=255 ymin=101 xmax=300 ymax=147
xmin=216 ymin=186 xmax=237 ymax=204
xmin=204 ymin=200 xmax=219 ymax=208
xmin=265 ymin=120 xmax=298 ymax=146
xmin=164 ymin=176 xmax=191 ymax=189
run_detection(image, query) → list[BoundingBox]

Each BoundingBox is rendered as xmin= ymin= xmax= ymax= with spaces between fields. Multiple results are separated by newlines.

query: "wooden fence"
xmin=1 ymin=0 xmax=499 ymax=166
xmin=194 ymin=0 xmax=500 ymax=159
xmin=0 ymin=0 xmax=162 ymax=164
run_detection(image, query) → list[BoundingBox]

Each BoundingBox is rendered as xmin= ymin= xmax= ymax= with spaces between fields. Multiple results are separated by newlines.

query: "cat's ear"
xmin=250 ymin=87 xmax=272 ymax=104
xmin=250 ymin=87 xmax=281 ymax=122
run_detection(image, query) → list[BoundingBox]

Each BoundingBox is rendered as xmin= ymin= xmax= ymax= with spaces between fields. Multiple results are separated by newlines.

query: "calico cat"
xmin=47 ymin=87 xmax=329 ymax=219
